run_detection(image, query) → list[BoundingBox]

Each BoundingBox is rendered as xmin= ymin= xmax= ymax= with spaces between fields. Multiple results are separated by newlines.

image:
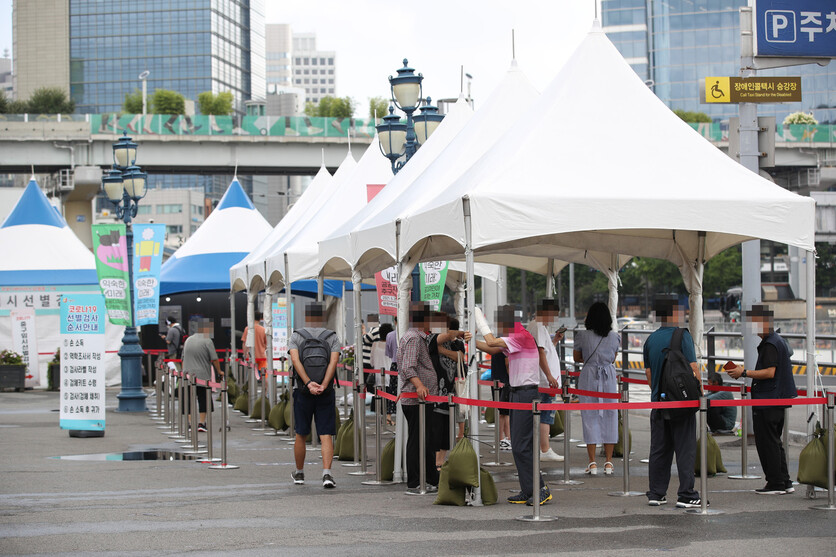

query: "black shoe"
xmin=755 ymin=485 xmax=787 ymax=495
xmin=197 ymin=423 xmax=207 ymax=432
xmin=526 ymin=486 xmax=552 ymax=506
xmin=292 ymin=471 xmax=304 ymax=485
xmin=676 ymin=496 xmax=707 ymax=508
xmin=507 ymin=491 xmax=528 ymax=504
xmin=647 ymin=495 xmax=667 ymax=506
xmin=322 ymin=474 xmax=336 ymax=489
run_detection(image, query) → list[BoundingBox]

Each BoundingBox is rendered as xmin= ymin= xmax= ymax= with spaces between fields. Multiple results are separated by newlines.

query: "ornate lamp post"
xmin=102 ymin=132 xmax=148 ymax=412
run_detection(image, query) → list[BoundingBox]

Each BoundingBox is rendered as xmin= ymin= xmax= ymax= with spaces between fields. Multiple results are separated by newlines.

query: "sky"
xmin=0 ymin=0 xmax=600 ymax=110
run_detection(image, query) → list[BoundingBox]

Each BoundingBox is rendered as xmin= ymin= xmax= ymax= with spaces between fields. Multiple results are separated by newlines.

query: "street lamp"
xmin=102 ymin=131 xmax=148 ymax=412
xmin=139 ymin=70 xmax=150 ymax=117
xmin=376 ymin=59 xmax=444 ymax=175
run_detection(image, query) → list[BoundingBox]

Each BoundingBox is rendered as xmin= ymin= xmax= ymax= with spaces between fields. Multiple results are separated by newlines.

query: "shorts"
xmin=431 ymin=405 xmax=451 ymax=451
xmin=181 ymin=385 xmax=213 ymax=414
xmin=539 ymin=392 xmax=555 ymax=425
xmin=492 ymin=383 xmax=511 ymax=416
xmin=293 ymin=388 xmax=337 ymax=437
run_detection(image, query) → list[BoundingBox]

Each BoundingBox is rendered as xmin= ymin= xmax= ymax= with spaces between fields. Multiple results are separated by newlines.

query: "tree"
xmin=197 ymin=91 xmax=234 ymax=115
xmin=703 ymin=246 xmax=741 ymax=297
xmin=369 ymin=97 xmax=388 ymax=121
xmin=7 ymin=99 xmax=28 ymax=113
xmin=123 ymin=88 xmax=143 ymax=113
xmin=783 ymin=111 xmax=817 ymax=126
xmin=673 ymin=109 xmax=712 ymax=123
xmin=305 ymin=95 xmax=355 ymax=118
xmin=152 ymin=89 xmax=185 ymax=115
xmin=0 ymin=90 xmax=7 ymax=114
xmin=26 ymin=87 xmax=75 ymax=114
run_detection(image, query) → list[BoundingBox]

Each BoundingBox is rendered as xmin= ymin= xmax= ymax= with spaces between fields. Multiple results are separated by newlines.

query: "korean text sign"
xmin=132 ymin=223 xmax=165 ymax=326
xmin=91 ymin=223 xmax=131 ymax=326
xmin=755 ymin=0 xmax=836 ymax=58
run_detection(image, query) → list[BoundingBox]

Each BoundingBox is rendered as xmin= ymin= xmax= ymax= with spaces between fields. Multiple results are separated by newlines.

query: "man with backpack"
xmin=162 ymin=315 xmax=184 ymax=368
xmin=288 ymin=302 xmax=341 ymax=489
xmin=643 ymin=296 xmax=703 ymax=508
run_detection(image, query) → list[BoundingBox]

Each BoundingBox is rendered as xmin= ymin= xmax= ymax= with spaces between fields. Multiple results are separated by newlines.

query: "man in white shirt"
xmin=528 ymin=299 xmax=564 ymax=462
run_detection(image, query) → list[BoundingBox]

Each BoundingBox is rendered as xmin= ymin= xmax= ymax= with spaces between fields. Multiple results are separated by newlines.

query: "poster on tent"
xmin=10 ymin=308 xmax=39 ymax=388
xmin=375 ymin=266 xmax=398 ymax=316
xmin=420 ymin=262 xmax=448 ymax=310
xmin=132 ymin=223 xmax=165 ymax=326
xmin=59 ymin=293 xmax=106 ymax=432
xmin=91 ymin=223 xmax=132 ymax=326
xmin=272 ymin=296 xmax=293 ymax=362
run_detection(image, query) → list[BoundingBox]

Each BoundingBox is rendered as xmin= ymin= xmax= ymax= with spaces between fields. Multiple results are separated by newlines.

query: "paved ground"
xmin=0 ymin=387 xmax=834 ymax=556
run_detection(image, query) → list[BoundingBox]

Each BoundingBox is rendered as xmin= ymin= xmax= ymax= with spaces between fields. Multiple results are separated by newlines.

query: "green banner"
xmin=419 ymin=262 xmax=449 ymax=310
xmin=91 ymin=223 xmax=132 ymax=326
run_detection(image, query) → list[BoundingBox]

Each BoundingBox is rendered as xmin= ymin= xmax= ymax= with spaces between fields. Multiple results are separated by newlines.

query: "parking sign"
xmin=755 ymin=0 xmax=836 ymax=58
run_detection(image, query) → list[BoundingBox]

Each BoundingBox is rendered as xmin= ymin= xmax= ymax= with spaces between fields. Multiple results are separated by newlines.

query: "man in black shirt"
xmin=727 ymin=304 xmax=797 ymax=495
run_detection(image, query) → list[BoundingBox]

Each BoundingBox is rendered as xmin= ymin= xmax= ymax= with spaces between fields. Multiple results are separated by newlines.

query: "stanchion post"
xmin=153 ymin=363 xmax=163 ymax=420
xmin=350 ymin=381 xmax=373 ymax=476
xmin=406 ymin=399 xmax=430 ymax=495
xmin=170 ymin=372 xmax=187 ymax=440
xmin=186 ymin=375 xmax=206 ymax=454
xmin=517 ymin=400 xmax=557 ymax=522
xmin=556 ymin=381 xmax=582 ymax=485
xmin=609 ymin=378 xmax=642 ymax=496
xmin=448 ymin=394 xmax=456 ymax=454
xmin=729 ymin=383 xmax=761 ymax=480
xmin=209 ymin=378 xmax=239 ymax=470
xmin=363 ymin=389 xmax=395 ymax=486
xmin=811 ymin=390 xmax=836 ymax=511
xmin=484 ymin=380 xmax=510 ymax=468
xmin=199 ymin=384 xmax=221 ymax=463
xmin=342 ymin=379 xmax=362 ymax=467
xmin=687 ymin=396 xmax=723 ymax=515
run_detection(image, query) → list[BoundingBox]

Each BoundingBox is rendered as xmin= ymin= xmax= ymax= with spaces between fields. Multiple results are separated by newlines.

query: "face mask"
xmin=430 ymin=326 xmax=445 ymax=334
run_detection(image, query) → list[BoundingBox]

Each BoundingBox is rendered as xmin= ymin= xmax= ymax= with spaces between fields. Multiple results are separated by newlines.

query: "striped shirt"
xmin=397 ymin=328 xmax=437 ymax=405
xmin=362 ymin=326 xmax=380 ymax=367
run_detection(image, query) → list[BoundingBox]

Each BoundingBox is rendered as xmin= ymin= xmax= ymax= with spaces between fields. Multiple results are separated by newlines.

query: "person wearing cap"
xmin=727 ymin=304 xmax=797 ymax=495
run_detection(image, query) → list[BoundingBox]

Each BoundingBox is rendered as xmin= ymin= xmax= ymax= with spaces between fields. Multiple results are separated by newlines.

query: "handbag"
xmin=454 ymin=352 xmax=468 ymax=421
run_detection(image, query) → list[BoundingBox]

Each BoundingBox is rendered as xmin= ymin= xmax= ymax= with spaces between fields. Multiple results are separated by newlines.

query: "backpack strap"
xmin=669 ymin=327 xmax=684 ymax=352
xmin=297 ymin=329 xmax=313 ymax=341
xmin=316 ymin=329 xmax=336 ymax=343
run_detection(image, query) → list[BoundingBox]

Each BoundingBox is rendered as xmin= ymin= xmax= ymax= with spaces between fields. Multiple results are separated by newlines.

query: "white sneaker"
xmin=540 ymin=449 xmax=564 ymax=462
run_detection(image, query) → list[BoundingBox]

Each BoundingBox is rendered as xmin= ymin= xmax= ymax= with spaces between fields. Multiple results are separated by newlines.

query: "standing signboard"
xmin=91 ymin=224 xmax=132 ymax=326
xmin=132 ymin=223 xmax=165 ymax=326
xmin=10 ymin=308 xmax=38 ymax=388
xmin=272 ymin=296 xmax=292 ymax=360
xmin=59 ymin=293 xmax=107 ymax=434
xmin=754 ymin=0 xmax=836 ymax=58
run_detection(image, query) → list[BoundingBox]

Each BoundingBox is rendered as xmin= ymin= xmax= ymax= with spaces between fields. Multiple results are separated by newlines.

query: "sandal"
xmin=604 ymin=462 xmax=614 ymax=475
xmin=585 ymin=462 xmax=598 ymax=475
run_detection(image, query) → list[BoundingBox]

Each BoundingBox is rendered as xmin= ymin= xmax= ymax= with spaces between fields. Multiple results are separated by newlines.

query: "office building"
xmin=0 ymin=55 xmax=13 ymax=99
xmin=266 ymin=23 xmax=293 ymax=88
xmin=292 ymin=32 xmax=336 ymax=105
xmin=13 ymin=0 xmax=265 ymax=114
xmin=602 ymin=0 xmax=836 ymax=123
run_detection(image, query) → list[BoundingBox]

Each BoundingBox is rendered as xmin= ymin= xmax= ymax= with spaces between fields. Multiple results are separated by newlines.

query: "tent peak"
xmin=591 ymin=19 xmax=603 ymax=32
xmin=215 ymin=178 xmax=255 ymax=211
xmin=2 ymin=178 xmax=66 ymax=229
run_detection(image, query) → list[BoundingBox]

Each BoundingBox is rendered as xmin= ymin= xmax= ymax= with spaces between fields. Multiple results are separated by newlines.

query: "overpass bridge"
xmin=0 ymin=114 xmax=375 ymax=175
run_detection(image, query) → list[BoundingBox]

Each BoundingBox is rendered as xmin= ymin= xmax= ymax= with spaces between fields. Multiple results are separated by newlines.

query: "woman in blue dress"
xmin=573 ymin=302 xmax=620 ymax=476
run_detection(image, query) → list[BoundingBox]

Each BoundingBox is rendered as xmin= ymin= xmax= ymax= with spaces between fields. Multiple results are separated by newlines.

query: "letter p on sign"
xmin=766 ymin=10 xmax=796 ymax=43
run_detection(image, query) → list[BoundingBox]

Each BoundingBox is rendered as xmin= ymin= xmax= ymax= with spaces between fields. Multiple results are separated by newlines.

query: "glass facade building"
xmin=69 ymin=0 xmax=265 ymax=114
xmin=603 ymin=0 xmax=836 ymax=123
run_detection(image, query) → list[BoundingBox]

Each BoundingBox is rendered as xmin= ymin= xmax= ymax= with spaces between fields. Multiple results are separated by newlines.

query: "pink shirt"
xmin=502 ymin=325 xmax=540 ymax=387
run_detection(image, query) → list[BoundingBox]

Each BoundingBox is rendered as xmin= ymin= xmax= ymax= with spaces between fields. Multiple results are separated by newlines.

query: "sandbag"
xmin=484 ymin=407 xmax=495 ymax=424
xmin=268 ymin=400 xmax=287 ymax=431
xmin=433 ymin=462 xmax=467 ymax=506
xmin=233 ymin=394 xmax=249 ymax=413
xmin=226 ymin=375 xmax=239 ymax=401
xmin=480 ymin=467 xmax=498 ymax=506
xmin=613 ymin=411 xmax=632 ymax=458
xmin=550 ymin=410 xmax=565 ymax=437
xmin=695 ymin=433 xmax=726 ymax=476
xmin=337 ymin=417 xmax=355 ymax=461
xmin=334 ymin=409 xmax=353 ymax=456
xmin=381 ymin=438 xmax=396 ymax=481
xmin=798 ymin=422 xmax=835 ymax=489
xmin=447 ymin=437 xmax=479 ymax=488
xmin=250 ymin=396 xmax=271 ymax=420
xmin=283 ymin=399 xmax=292 ymax=426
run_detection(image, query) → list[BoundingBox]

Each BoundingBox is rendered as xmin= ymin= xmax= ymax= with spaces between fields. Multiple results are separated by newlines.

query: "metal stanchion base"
xmin=728 ymin=474 xmax=762 ymax=480
xmin=348 ymin=470 xmax=374 ymax=476
xmin=608 ymin=490 xmax=644 ymax=497
xmin=361 ymin=479 xmax=395 ymax=486
xmin=555 ymin=479 xmax=584 ymax=485
xmin=208 ymin=463 xmax=239 ymax=470
xmin=244 ymin=419 xmax=261 ymax=423
xmin=250 ymin=426 xmax=269 ymax=432
xmin=262 ymin=430 xmax=284 ymax=436
xmin=516 ymin=514 xmax=558 ymax=522
xmin=482 ymin=461 xmax=513 ymax=467
xmin=341 ymin=462 xmax=361 ymax=467
xmin=183 ymin=448 xmax=208 ymax=455
xmin=405 ymin=489 xmax=433 ymax=496
xmin=576 ymin=443 xmax=587 ymax=448
xmin=168 ymin=434 xmax=187 ymax=440
xmin=685 ymin=508 xmax=724 ymax=515
xmin=197 ymin=457 xmax=222 ymax=463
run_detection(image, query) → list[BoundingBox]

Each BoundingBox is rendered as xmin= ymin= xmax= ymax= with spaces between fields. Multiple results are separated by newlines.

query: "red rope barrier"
xmin=569 ymin=387 xmax=621 ymax=400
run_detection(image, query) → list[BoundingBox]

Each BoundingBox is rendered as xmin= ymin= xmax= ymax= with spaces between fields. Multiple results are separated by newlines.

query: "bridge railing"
xmin=687 ymin=122 xmax=836 ymax=145
xmin=0 ymin=113 xmax=379 ymax=138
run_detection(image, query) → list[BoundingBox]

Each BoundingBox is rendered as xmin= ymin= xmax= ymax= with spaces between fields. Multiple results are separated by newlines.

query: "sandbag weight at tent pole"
xmin=463 ymin=196 xmax=482 ymax=506
xmin=609 ymin=378 xmax=642 ymax=496
xmin=518 ymin=401 xmax=556 ymax=522
xmin=806 ymin=249 xmax=817 ymax=437
xmin=686 ymin=396 xmax=723 ymax=515
xmin=729 ymin=384 xmax=760 ymax=480
xmin=557 ymin=381 xmax=582 ymax=485
xmin=209 ymin=378 xmax=239 ymax=470
xmin=810 ymin=391 xmax=836 ymax=510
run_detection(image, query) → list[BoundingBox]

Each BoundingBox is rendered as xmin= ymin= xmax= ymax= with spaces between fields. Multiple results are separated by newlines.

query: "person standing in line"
xmin=241 ymin=311 xmax=267 ymax=379
xmin=528 ymin=299 xmax=564 ymax=463
xmin=573 ymin=302 xmax=620 ymax=475
xmin=727 ymin=304 xmax=797 ymax=494
xmin=161 ymin=315 xmax=184 ymax=371
xmin=181 ymin=319 xmax=223 ymax=433
xmin=289 ymin=303 xmax=341 ymax=489
xmin=476 ymin=305 xmax=554 ymax=506
xmin=643 ymin=296 xmax=703 ymax=508
xmin=384 ymin=320 xmax=398 ymax=426
xmin=427 ymin=313 xmax=466 ymax=467
xmin=362 ymin=314 xmax=381 ymax=411
xmin=398 ymin=302 xmax=467 ymax=491
xmin=477 ymin=314 xmax=512 ymax=451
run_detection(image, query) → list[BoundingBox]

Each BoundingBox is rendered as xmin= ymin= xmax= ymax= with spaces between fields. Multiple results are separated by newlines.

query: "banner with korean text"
xmin=272 ymin=296 xmax=293 ymax=361
xmin=59 ymin=293 xmax=106 ymax=432
xmin=375 ymin=266 xmax=399 ymax=316
xmin=10 ymin=308 xmax=38 ymax=388
xmin=419 ymin=261 xmax=448 ymax=310
xmin=91 ymin=224 xmax=131 ymax=326
xmin=132 ymin=223 xmax=165 ymax=326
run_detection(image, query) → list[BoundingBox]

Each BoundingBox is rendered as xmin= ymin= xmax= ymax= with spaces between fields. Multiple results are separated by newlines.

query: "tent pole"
xmin=546 ymin=258 xmax=555 ymax=300
xmin=806 ymin=249 xmax=817 ymax=436
xmin=463 ymin=196 xmax=482 ymax=505
xmin=284 ymin=253 xmax=294 ymax=435
xmin=394 ymin=257 xmax=414 ymax=484
xmin=569 ymin=263 xmax=575 ymax=321
xmin=317 ymin=273 xmax=324 ymax=302
xmin=607 ymin=254 xmax=619 ymax=331
xmin=246 ymin=292 xmax=256 ymax=416
xmin=229 ymin=290 xmax=237 ymax=384
xmin=690 ymin=233 xmax=706 ymax=361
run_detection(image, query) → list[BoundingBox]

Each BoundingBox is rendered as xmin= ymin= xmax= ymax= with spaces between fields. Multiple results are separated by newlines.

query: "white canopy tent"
xmin=398 ymin=23 xmax=816 ymax=394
